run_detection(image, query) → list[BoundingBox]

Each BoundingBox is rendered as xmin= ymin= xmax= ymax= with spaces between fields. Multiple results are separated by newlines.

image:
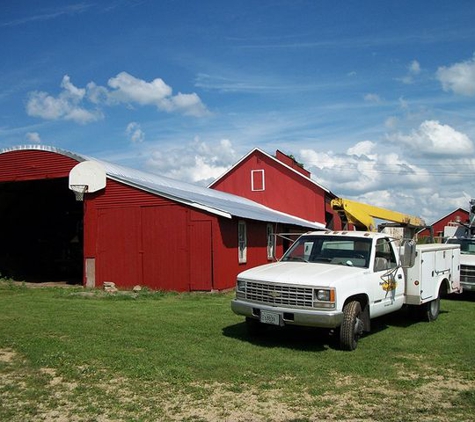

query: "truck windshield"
xmin=281 ymin=235 xmax=372 ymax=268
xmin=447 ymin=238 xmax=475 ymax=254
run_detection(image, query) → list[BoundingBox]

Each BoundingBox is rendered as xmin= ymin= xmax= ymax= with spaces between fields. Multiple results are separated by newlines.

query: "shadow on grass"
xmin=446 ymin=290 xmax=475 ymax=302
xmin=223 ymin=322 xmax=343 ymax=352
xmin=223 ymin=304 xmax=451 ymax=352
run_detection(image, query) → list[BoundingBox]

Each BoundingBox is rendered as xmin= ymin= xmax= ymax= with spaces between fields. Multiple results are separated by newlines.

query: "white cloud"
xmin=409 ymin=60 xmax=421 ymax=75
xmin=364 ymin=93 xmax=381 ymax=103
xmin=437 ymin=56 xmax=475 ymax=96
xmin=400 ymin=60 xmax=421 ymax=84
xmin=385 ymin=116 xmax=399 ymax=129
xmin=25 ymin=132 xmax=41 ymax=143
xmin=292 ymin=121 xmax=475 ymax=223
xmin=170 ymin=92 xmax=209 ymax=117
xmin=86 ymin=82 xmax=110 ymax=104
xmin=347 ymin=140 xmax=376 ymax=157
xmin=61 ymin=75 xmax=86 ymax=100
xmin=107 ymin=72 xmax=210 ymax=116
xmin=145 ymin=138 xmax=237 ymax=185
xmin=388 ymin=120 xmax=474 ymax=157
xmin=108 ymin=72 xmax=172 ymax=106
xmin=398 ymin=97 xmax=409 ymax=110
xmin=300 ymin=145 xmax=429 ymax=197
xmin=26 ymin=75 xmax=102 ymax=124
xmin=125 ymin=122 xmax=145 ymax=144
xmin=26 ymin=73 xmax=210 ymax=124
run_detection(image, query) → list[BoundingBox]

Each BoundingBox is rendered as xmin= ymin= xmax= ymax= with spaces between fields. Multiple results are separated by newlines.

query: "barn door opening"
xmin=0 ymin=178 xmax=83 ymax=284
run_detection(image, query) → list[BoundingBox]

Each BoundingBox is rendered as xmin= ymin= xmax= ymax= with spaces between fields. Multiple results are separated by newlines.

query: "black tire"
xmin=340 ymin=301 xmax=364 ymax=351
xmin=245 ymin=317 xmax=267 ymax=335
xmin=424 ymin=295 xmax=440 ymax=322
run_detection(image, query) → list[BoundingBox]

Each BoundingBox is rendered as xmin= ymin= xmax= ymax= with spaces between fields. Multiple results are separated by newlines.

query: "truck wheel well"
xmin=439 ymin=278 xmax=449 ymax=298
xmin=343 ymin=295 xmax=370 ymax=332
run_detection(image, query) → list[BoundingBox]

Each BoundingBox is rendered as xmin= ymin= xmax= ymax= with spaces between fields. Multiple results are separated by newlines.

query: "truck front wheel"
xmin=340 ymin=301 xmax=364 ymax=351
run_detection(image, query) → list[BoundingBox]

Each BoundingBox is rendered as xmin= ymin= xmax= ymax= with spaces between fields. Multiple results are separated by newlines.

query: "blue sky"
xmin=1 ymin=0 xmax=475 ymax=223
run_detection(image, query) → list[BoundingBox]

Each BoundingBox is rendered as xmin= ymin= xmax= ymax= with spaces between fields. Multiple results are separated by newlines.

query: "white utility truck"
xmin=445 ymin=199 xmax=475 ymax=292
xmin=232 ymin=200 xmax=462 ymax=350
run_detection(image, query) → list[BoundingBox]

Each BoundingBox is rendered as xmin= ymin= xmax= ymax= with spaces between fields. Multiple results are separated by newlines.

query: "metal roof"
xmin=1 ymin=145 xmax=325 ymax=229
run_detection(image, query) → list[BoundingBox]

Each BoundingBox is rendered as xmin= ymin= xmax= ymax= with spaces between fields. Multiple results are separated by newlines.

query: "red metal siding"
xmin=141 ymin=205 xmax=189 ymax=291
xmin=0 ymin=150 xmax=78 ymax=181
xmin=92 ymin=179 xmax=172 ymax=207
xmin=96 ymin=207 xmax=143 ymax=287
xmin=211 ymin=151 xmax=327 ymax=223
xmin=88 ymin=180 xmax=214 ymax=291
xmin=188 ymin=220 xmax=213 ymax=290
xmin=211 ymin=218 xmax=289 ymax=290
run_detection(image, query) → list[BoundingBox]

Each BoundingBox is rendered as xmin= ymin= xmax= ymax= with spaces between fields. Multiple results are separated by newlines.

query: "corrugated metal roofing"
xmin=1 ymin=145 xmax=325 ymax=229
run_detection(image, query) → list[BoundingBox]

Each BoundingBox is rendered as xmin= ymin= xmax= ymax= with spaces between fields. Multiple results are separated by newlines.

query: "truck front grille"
xmin=243 ymin=281 xmax=314 ymax=309
xmin=461 ymin=264 xmax=475 ymax=285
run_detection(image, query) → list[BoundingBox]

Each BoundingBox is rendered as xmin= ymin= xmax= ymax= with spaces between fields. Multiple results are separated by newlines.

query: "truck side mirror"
xmin=399 ymin=239 xmax=416 ymax=268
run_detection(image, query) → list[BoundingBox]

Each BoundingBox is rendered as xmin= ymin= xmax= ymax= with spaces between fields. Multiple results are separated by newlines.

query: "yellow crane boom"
xmin=331 ymin=198 xmax=425 ymax=232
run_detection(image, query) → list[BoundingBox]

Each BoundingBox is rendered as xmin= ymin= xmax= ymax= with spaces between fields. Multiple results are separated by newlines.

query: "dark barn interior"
xmin=0 ymin=178 xmax=83 ymax=283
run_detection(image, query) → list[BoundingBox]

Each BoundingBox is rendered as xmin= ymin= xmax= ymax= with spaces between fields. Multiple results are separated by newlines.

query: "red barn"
xmin=0 ymin=145 xmax=322 ymax=291
xmin=209 ymin=148 xmax=344 ymax=229
xmin=419 ymin=208 xmax=469 ymax=241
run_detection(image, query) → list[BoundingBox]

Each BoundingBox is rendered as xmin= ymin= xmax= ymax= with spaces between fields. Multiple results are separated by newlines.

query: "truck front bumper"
xmin=231 ymin=299 xmax=344 ymax=329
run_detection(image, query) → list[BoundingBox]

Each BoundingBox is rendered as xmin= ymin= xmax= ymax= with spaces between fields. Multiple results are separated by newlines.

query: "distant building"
xmin=0 ymin=145 xmax=323 ymax=291
xmin=419 ymin=208 xmax=469 ymax=241
xmin=208 ymin=148 xmax=345 ymax=230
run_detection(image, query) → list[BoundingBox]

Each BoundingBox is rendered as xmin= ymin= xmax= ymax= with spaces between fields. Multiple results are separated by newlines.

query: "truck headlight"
xmin=237 ymin=279 xmax=246 ymax=292
xmin=316 ymin=289 xmax=331 ymax=301
xmin=314 ymin=288 xmax=336 ymax=309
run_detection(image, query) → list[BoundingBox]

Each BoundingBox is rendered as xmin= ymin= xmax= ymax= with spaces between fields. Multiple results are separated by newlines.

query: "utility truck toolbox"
xmin=405 ymin=244 xmax=461 ymax=305
xmin=231 ymin=230 xmax=461 ymax=351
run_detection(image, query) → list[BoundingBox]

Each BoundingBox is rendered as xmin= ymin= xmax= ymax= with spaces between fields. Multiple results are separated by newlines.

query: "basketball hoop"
xmin=70 ymin=184 xmax=88 ymax=201
xmin=69 ymin=161 xmax=106 ymax=201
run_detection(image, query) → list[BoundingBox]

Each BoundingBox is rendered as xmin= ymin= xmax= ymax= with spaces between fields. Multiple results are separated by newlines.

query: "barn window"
xmin=251 ymin=169 xmax=265 ymax=191
xmin=238 ymin=220 xmax=247 ymax=263
xmin=267 ymin=224 xmax=274 ymax=260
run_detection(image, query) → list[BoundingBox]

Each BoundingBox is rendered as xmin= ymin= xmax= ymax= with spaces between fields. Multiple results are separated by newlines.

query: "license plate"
xmin=260 ymin=310 xmax=280 ymax=326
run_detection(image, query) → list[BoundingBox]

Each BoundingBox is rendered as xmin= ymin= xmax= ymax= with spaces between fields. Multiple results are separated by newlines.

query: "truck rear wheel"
xmin=340 ymin=301 xmax=364 ymax=351
xmin=424 ymin=295 xmax=440 ymax=322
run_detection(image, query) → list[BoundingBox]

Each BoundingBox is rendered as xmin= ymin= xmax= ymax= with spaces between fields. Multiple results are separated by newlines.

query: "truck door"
xmin=370 ymin=238 xmax=405 ymax=317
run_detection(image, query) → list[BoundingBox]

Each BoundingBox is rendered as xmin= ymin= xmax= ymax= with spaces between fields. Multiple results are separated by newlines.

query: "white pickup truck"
xmin=231 ymin=230 xmax=462 ymax=350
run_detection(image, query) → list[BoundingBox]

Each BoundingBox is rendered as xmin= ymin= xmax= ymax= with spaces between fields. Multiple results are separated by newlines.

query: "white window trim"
xmin=251 ymin=169 xmax=265 ymax=191
xmin=238 ymin=220 xmax=247 ymax=263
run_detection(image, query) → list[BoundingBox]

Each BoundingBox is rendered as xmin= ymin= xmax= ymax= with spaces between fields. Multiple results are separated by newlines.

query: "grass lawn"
xmin=0 ymin=280 xmax=474 ymax=421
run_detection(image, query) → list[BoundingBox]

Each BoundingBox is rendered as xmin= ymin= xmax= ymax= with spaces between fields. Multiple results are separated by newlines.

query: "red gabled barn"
xmin=419 ymin=207 xmax=469 ymax=241
xmin=209 ymin=148 xmax=344 ymax=229
xmin=0 ymin=145 xmax=322 ymax=291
